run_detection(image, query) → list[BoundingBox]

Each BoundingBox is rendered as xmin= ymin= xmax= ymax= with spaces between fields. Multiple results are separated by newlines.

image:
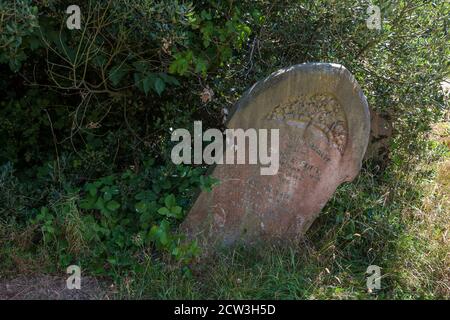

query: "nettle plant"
xmin=34 ymin=160 xmax=218 ymax=274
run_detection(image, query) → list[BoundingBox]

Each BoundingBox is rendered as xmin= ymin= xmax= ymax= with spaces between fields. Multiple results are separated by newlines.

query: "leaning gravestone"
xmin=182 ymin=63 xmax=370 ymax=247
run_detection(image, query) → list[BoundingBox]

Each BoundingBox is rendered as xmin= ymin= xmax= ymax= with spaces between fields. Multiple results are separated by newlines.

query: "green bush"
xmin=32 ymin=160 xmax=218 ymax=274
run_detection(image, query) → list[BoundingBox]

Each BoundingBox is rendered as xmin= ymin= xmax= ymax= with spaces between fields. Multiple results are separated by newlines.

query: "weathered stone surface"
xmin=364 ymin=109 xmax=392 ymax=164
xmin=182 ymin=63 xmax=370 ymax=247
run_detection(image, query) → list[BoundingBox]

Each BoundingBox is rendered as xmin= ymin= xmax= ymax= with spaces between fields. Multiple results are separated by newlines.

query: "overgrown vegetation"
xmin=0 ymin=0 xmax=448 ymax=299
xmin=111 ymin=133 xmax=450 ymax=299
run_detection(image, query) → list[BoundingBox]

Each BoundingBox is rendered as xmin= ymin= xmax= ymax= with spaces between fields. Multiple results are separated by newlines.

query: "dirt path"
xmin=0 ymin=275 xmax=112 ymax=300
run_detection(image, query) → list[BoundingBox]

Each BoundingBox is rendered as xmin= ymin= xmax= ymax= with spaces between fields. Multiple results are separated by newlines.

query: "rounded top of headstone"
xmin=228 ymin=63 xmax=370 ymax=182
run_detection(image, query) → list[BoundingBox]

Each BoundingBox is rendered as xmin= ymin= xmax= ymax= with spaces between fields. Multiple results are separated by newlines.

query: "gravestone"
xmin=182 ymin=63 xmax=370 ymax=247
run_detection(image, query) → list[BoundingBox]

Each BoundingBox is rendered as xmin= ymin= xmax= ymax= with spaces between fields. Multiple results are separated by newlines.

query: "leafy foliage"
xmin=31 ymin=160 xmax=217 ymax=274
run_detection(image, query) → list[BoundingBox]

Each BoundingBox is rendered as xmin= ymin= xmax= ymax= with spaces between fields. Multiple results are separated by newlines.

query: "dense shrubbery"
xmin=0 ymin=0 xmax=448 ymax=276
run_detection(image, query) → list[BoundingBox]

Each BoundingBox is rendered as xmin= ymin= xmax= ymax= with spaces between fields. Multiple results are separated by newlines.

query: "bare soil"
xmin=0 ymin=275 xmax=113 ymax=300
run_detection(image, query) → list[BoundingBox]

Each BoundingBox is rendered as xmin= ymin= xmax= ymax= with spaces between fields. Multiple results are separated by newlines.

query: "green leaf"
xmin=109 ymin=64 xmax=128 ymax=86
xmin=172 ymin=246 xmax=181 ymax=256
xmin=135 ymin=192 xmax=146 ymax=200
xmin=194 ymin=57 xmax=208 ymax=75
xmin=135 ymin=201 xmax=148 ymax=213
xmin=152 ymin=184 xmax=161 ymax=194
xmin=135 ymin=190 xmax=157 ymax=201
xmin=95 ymin=197 xmax=106 ymax=211
xmin=86 ymin=184 xmax=97 ymax=197
xmin=148 ymin=225 xmax=158 ymax=240
xmin=200 ymin=10 xmax=212 ymax=20
xmin=143 ymin=75 xmax=153 ymax=96
xmin=139 ymin=211 xmax=151 ymax=227
xmin=168 ymin=61 xmax=178 ymax=74
xmin=169 ymin=53 xmax=190 ymax=75
xmin=158 ymin=73 xmax=180 ymax=86
xmin=103 ymin=189 xmax=112 ymax=201
xmin=162 ymin=180 xmax=171 ymax=189
xmin=154 ymin=77 xmax=165 ymax=96
xmin=172 ymin=206 xmax=183 ymax=219
xmin=79 ymin=196 xmax=96 ymax=210
xmin=157 ymin=207 xmax=170 ymax=216
xmin=164 ymin=194 xmax=176 ymax=208
xmin=148 ymin=222 xmax=169 ymax=246
xmin=220 ymin=47 xmax=232 ymax=62
xmin=160 ymin=220 xmax=170 ymax=232
xmin=43 ymin=225 xmax=55 ymax=234
xmin=132 ymin=61 xmax=147 ymax=73
xmin=100 ymin=176 xmax=115 ymax=186
xmin=106 ymin=200 xmax=121 ymax=211
xmin=159 ymin=229 xmax=169 ymax=246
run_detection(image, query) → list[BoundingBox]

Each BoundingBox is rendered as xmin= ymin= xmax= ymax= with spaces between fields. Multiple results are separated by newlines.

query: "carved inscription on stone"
xmin=266 ymin=93 xmax=347 ymax=154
